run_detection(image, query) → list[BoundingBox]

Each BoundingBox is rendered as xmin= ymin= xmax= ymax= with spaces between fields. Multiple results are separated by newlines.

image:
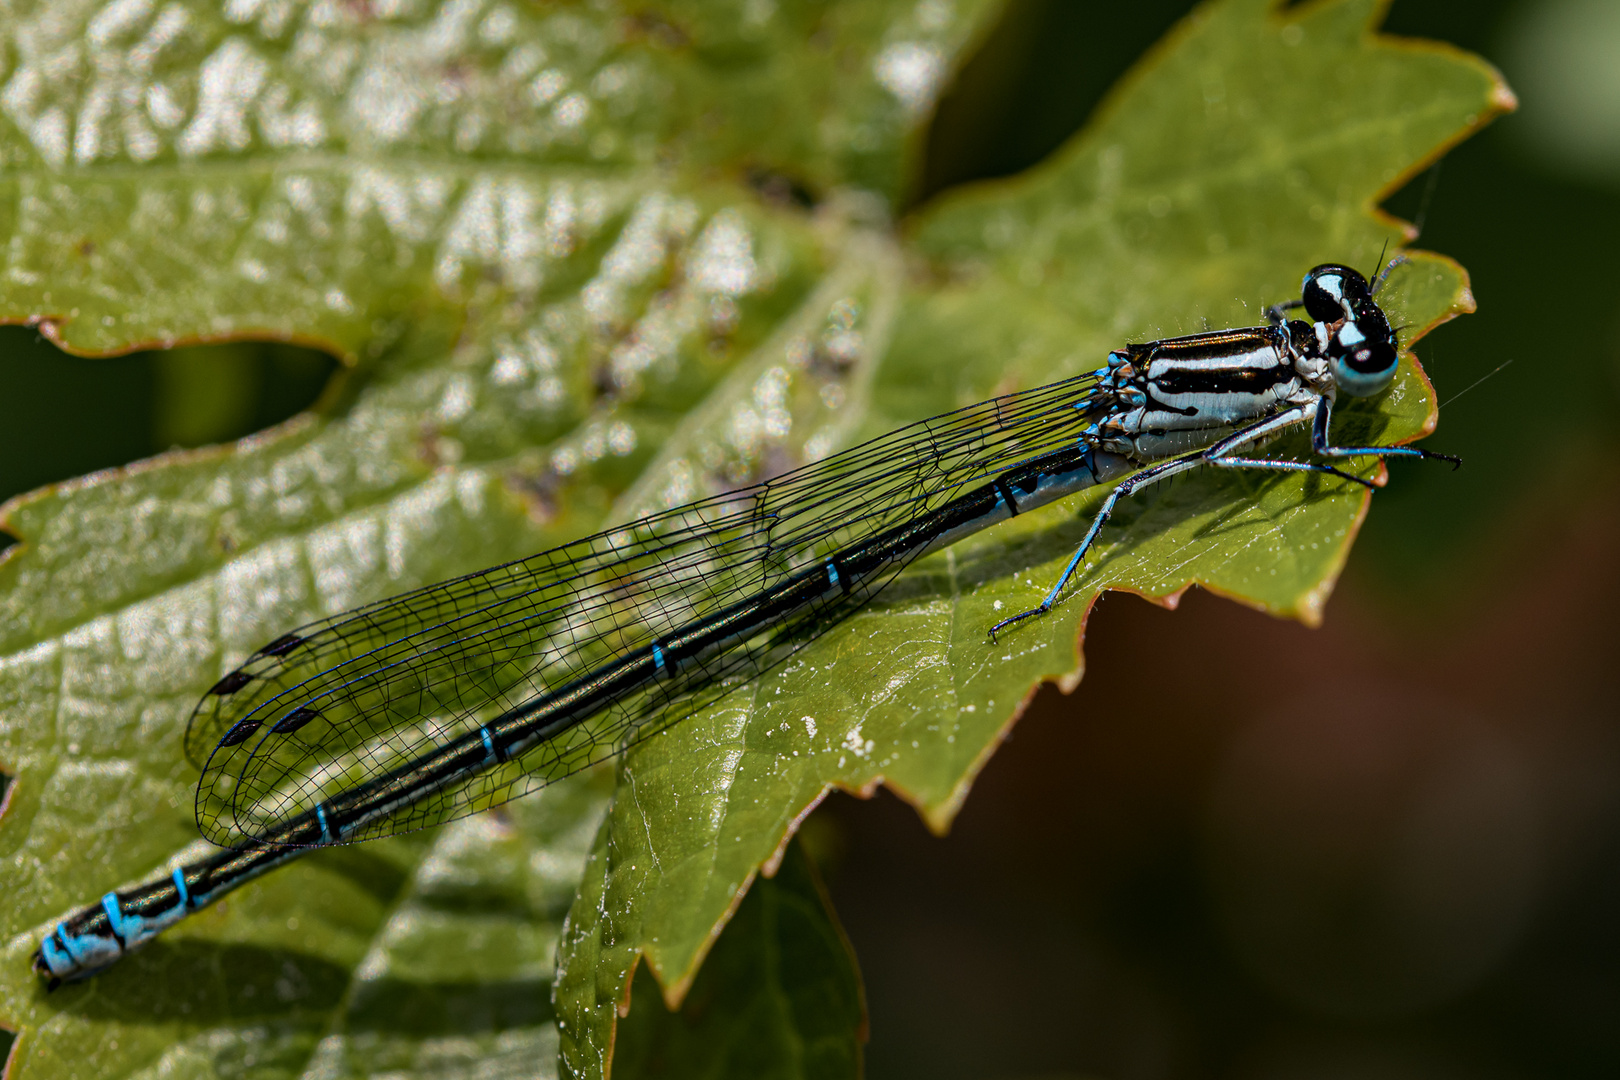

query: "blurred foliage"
xmin=0 ymin=334 xmax=334 ymax=511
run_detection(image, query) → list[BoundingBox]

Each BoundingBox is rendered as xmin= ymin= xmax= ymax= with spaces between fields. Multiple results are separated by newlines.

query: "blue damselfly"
xmin=33 ymin=262 xmax=1457 ymax=987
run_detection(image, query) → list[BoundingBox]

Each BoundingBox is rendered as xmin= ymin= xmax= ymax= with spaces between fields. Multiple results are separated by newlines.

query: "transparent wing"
xmin=188 ymin=373 xmax=1104 ymax=849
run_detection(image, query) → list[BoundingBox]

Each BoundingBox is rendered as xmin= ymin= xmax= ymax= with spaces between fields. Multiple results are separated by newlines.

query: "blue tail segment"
xmin=32 ymin=842 xmax=303 ymax=988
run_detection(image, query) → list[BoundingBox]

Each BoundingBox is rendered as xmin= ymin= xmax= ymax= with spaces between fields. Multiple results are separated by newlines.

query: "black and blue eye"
xmin=1301 ymin=263 xmax=1368 ymax=323
xmin=1328 ymin=319 xmax=1400 ymax=396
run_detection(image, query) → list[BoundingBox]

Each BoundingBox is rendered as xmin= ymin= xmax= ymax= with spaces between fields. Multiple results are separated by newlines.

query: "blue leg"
xmin=1208 ymin=455 xmax=1375 ymax=490
xmin=986 ymin=398 xmax=1457 ymax=642
xmin=1311 ymin=394 xmax=1461 ymax=468
xmin=988 ymin=405 xmax=1316 ymax=641
xmin=988 ymin=452 xmax=1210 ymax=641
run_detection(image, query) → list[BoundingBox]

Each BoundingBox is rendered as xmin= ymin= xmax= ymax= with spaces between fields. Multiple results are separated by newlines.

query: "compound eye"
xmin=1329 ymin=336 xmax=1398 ymax=397
xmin=1301 ymin=266 xmax=1351 ymax=322
xmin=1302 ymin=263 xmax=1377 ymax=324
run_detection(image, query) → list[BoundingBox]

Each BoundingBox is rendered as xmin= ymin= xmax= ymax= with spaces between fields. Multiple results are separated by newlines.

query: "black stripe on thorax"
xmin=1117 ymin=327 xmax=1296 ymax=400
xmin=1148 ymin=359 xmax=1297 ymax=399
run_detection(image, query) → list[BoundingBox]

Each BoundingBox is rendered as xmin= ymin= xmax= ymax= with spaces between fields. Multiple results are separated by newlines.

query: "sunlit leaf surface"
xmin=0 ymin=1 xmax=1508 ymax=1078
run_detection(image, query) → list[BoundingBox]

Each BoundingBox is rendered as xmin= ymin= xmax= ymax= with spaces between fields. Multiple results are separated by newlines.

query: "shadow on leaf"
xmin=306 ymin=845 xmax=415 ymax=906
xmin=343 ymin=976 xmax=553 ymax=1036
xmin=43 ymin=940 xmax=351 ymax=1023
xmin=44 ymin=938 xmax=554 ymax=1039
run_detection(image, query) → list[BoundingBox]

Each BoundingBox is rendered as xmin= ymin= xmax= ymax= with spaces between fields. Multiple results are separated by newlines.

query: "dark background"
xmin=819 ymin=1 xmax=1620 ymax=1078
xmin=0 ymin=1 xmax=1613 ymax=1078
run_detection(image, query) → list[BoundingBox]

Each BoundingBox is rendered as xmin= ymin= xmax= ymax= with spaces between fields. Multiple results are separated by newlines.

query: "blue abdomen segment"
xmin=32 ymin=843 xmax=302 ymax=987
xmin=33 ymin=868 xmax=197 ymax=986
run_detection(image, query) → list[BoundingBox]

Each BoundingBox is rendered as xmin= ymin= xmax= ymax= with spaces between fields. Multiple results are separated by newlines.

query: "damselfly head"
xmin=1303 ymin=263 xmax=1401 ymax=398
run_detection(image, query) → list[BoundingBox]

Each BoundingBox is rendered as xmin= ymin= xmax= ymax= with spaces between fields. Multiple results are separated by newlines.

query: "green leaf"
xmin=612 ymin=840 xmax=865 ymax=1080
xmin=0 ymin=1 xmax=1509 ymax=1078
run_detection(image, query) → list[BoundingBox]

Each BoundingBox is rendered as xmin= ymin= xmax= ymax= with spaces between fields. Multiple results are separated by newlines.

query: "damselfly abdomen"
xmin=34 ymin=262 xmax=1457 ymax=987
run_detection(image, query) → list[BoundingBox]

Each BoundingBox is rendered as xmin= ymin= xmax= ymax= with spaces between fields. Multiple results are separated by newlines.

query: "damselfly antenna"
xmin=1371 ymin=248 xmax=1407 ymax=296
xmin=1371 ymin=238 xmax=1391 ymax=289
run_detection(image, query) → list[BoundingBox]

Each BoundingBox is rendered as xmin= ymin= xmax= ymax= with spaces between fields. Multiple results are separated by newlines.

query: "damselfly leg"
xmin=987 ymin=399 xmax=1453 ymax=641
xmin=990 ymin=405 xmax=1320 ymax=640
xmin=1307 ymin=394 xmax=1462 ymax=467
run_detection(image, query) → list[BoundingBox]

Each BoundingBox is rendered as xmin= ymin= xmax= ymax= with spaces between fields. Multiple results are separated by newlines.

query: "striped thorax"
xmin=1087 ymin=320 xmax=1325 ymax=461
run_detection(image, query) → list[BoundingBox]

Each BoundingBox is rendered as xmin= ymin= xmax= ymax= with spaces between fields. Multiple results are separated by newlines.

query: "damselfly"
xmin=33 ymin=262 xmax=1458 ymax=987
